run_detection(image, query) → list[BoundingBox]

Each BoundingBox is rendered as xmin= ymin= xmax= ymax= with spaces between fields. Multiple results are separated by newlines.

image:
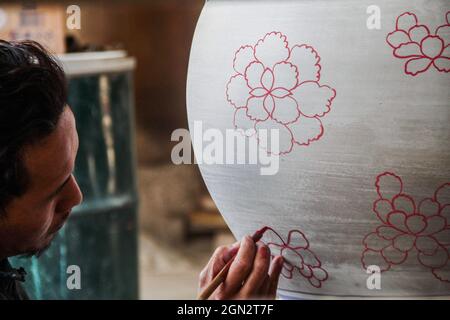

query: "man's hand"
xmin=198 ymin=235 xmax=284 ymax=300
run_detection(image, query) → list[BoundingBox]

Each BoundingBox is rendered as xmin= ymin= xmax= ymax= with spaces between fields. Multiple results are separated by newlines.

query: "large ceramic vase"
xmin=187 ymin=0 xmax=450 ymax=298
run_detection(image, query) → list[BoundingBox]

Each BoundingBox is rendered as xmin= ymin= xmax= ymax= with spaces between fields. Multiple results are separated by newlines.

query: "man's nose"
xmin=72 ymin=177 xmax=83 ymax=207
xmin=66 ymin=175 xmax=83 ymax=210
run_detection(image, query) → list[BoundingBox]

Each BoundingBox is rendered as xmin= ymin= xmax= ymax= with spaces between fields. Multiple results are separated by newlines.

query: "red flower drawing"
xmin=362 ymin=172 xmax=450 ymax=283
xmin=226 ymin=32 xmax=336 ymax=155
xmin=259 ymin=226 xmax=328 ymax=288
xmin=386 ymin=11 xmax=450 ymax=76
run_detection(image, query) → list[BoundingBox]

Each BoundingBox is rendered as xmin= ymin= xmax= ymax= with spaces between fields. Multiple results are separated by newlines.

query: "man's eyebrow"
xmin=47 ymin=175 xmax=71 ymax=200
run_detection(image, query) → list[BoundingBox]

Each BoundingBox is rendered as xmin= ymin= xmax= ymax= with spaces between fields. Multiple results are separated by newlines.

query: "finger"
xmin=259 ymin=256 xmax=282 ymax=298
xmin=239 ymin=242 xmax=270 ymax=298
xmin=267 ymin=256 xmax=284 ymax=298
xmin=258 ymin=249 xmax=273 ymax=297
xmin=211 ymin=243 xmax=240 ymax=279
xmin=199 ymin=242 xmax=239 ymax=289
xmin=258 ymin=275 xmax=271 ymax=297
xmin=219 ymin=235 xmax=256 ymax=298
xmin=199 ymin=246 xmax=227 ymax=288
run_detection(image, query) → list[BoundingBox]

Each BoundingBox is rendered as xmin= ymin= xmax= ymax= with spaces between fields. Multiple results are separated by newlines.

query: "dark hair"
xmin=0 ymin=40 xmax=67 ymax=211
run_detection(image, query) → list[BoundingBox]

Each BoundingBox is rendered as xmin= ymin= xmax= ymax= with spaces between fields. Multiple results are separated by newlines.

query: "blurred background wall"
xmin=70 ymin=0 xmax=203 ymax=159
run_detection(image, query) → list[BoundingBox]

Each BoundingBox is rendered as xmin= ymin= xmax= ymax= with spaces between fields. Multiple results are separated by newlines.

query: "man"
xmin=0 ymin=40 xmax=283 ymax=300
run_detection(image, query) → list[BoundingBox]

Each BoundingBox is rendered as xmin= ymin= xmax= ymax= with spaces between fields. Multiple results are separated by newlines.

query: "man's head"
xmin=0 ymin=40 xmax=82 ymax=258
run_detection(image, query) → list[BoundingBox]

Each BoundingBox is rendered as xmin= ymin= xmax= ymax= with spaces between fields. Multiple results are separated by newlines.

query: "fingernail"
xmin=277 ymin=256 xmax=284 ymax=266
xmin=272 ymin=255 xmax=282 ymax=265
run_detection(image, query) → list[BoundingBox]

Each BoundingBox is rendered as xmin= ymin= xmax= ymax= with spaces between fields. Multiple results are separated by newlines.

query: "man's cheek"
xmin=24 ymin=210 xmax=55 ymax=241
